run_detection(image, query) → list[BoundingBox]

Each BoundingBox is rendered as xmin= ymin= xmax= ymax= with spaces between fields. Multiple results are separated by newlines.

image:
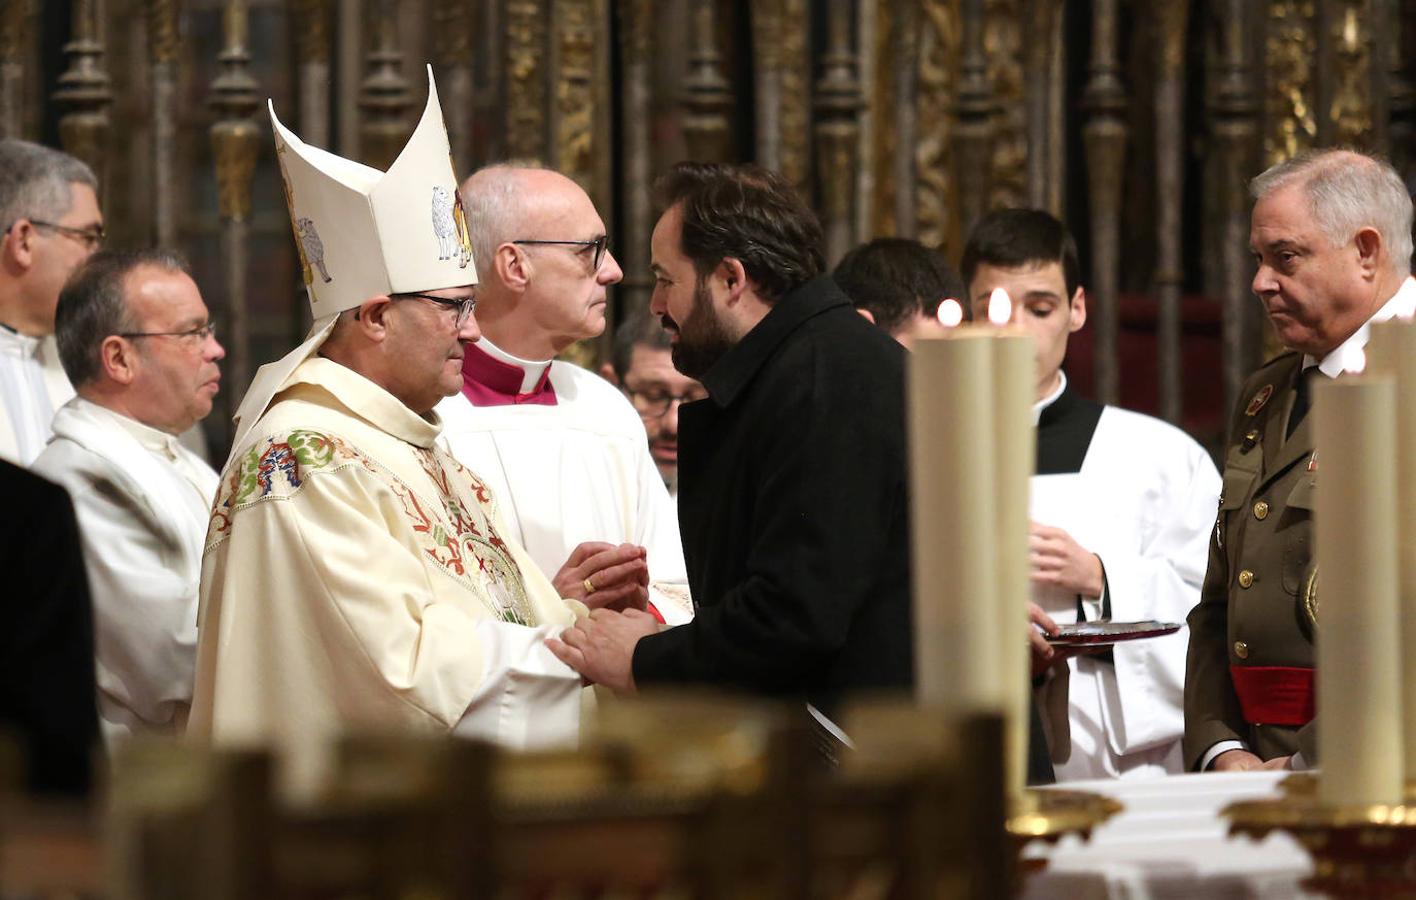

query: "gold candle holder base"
xmin=1224 ymin=773 xmax=1416 ymax=898
xmin=1008 ymin=787 xmax=1123 ymax=875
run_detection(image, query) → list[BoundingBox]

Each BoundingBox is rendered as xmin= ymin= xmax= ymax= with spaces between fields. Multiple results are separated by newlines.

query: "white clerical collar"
xmin=0 ymin=321 xmax=41 ymax=358
xmin=75 ymin=396 xmax=186 ymax=460
xmin=1032 ymin=371 xmax=1067 ymax=424
xmin=475 ymin=336 xmax=553 ymax=394
xmin=1307 ymin=276 xmax=1416 ymax=378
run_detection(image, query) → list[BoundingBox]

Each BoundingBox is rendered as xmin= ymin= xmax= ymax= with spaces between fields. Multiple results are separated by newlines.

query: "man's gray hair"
xmin=1250 ymin=149 xmax=1413 ymax=278
xmin=55 ymin=248 xmax=190 ymax=387
xmin=0 ymin=139 xmax=98 ymax=233
xmin=460 ymin=162 xmax=548 ymax=283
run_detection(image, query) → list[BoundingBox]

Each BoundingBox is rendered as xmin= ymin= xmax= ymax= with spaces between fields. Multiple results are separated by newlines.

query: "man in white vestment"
xmin=33 ymin=250 xmax=222 ymax=741
xmin=190 ymin=70 xmax=644 ymax=798
xmin=436 ymin=165 xmax=692 ymax=624
xmin=0 ymin=140 xmax=103 ymax=465
xmin=961 ymin=208 xmax=1222 ymax=781
xmin=599 ymin=309 xmax=706 ymax=495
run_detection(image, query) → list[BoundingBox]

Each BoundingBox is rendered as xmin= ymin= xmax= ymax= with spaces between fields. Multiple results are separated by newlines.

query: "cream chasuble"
xmin=190 ymin=358 xmax=584 ymax=798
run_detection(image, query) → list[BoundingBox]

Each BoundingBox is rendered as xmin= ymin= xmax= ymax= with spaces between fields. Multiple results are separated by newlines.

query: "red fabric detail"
xmin=460 ymin=343 xmax=557 ymax=407
xmin=1229 ymin=665 xmax=1315 ymax=727
xmin=646 ymin=602 xmax=666 ymax=625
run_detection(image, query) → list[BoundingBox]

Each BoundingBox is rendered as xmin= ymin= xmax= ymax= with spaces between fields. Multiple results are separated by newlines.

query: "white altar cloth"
xmin=1021 ymin=771 xmax=1318 ymax=899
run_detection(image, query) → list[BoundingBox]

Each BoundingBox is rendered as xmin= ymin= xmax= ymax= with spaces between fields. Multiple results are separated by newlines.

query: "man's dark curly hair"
xmin=654 ymin=162 xmax=825 ymax=303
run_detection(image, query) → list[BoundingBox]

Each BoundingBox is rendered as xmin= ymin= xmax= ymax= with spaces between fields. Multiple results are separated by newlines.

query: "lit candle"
xmin=908 ymin=289 xmax=1034 ymax=798
xmin=1313 ymin=361 xmax=1403 ymax=806
xmin=1358 ymin=321 xmax=1416 ymax=785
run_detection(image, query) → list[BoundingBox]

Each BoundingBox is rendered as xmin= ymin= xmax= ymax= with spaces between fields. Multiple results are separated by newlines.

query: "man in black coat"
xmin=0 ymin=459 xmax=99 ymax=797
xmin=549 ymin=163 xmax=1052 ymax=782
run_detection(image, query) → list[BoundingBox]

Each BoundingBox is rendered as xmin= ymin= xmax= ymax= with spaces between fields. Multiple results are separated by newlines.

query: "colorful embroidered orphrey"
xmin=1245 ymin=384 xmax=1274 ymax=416
xmin=190 ymin=67 xmax=586 ymax=801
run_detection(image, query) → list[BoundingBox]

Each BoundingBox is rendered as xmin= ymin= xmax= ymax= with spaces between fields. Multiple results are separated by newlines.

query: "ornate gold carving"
xmin=982 ymin=0 xmax=1026 ymax=208
xmin=778 ymin=0 xmax=811 ymax=195
xmin=53 ymin=0 xmax=113 ymax=177
xmin=554 ymin=0 xmax=596 ymax=194
xmin=209 ymin=0 xmax=260 ymax=221
xmin=359 ymin=0 xmax=412 ymax=170
xmin=505 ymin=0 xmax=548 ymax=161
xmin=433 ymin=1 xmax=474 ymax=65
xmin=867 ymin=0 xmax=900 ymax=237
xmin=1263 ymin=0 xmax=1319 ymax=165
xmin=145 ymin=0 xmax=180 ymax=64
xmin=0 ymin=0 xmax=30 ymax=61
xmin=915 ymin=0 xmax=961 ymax=253
xmin=1330 ymin=0 xmax=1374 ymax=146
xmin=292 ymin=0 xmax=331 ymax=64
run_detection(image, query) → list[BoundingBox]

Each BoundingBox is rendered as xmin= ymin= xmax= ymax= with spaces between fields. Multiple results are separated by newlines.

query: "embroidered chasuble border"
xmin=207 ymin=429 xmax=536 ymax=626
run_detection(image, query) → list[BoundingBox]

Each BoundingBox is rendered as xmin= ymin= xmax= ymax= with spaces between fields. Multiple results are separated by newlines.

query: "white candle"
xmin=1360 ymin=321 xmax=1416 ymax=783
xmin=1313 ymin=374 xmax=1404 ymax=806
xmin=909 ymin=333 xmax=1001 ymax=714
xmin=991 ymin=329 xmax=1036 ymax=796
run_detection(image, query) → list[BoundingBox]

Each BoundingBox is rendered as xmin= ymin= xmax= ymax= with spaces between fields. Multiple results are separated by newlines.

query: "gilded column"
xmin=503 ymin=0 xmax=548 ymax=161
xmin=53 ymin=0 xmax=114 ymax=184
xmin=1080 ymin=0 xmax=1128 ymax=406
xmin=147 ymin=0 xmax=180 ymax=247
xmin=1325 ymin=0 xmax=1374 ymax=148
xmin=0 ymin=0 xmax=31 ymax=138
xmin=952 ymin=0 xmax=995 ymax=244
xmin=433 ymin=0 xmax=475 ymax=171
xmin=1154 ymin=0 xmax=1189 ymax=424
xmin=982 ymin=0 xmax=1026 ymax=208
xmin=292 ymin=0 xmax=332 ymax=151
xmin=358 ymin=0 xmax=412 ymax=170
xmin=750 ymin=0 xmax=812 ymax=196
xmin=888 ymin=0 xmax=920 ymax=237
xmin=814 ymin=0 xmax=864 ymax=265
xmin=208 ymin=0 xmax=260 ymax=426
xmin=1210 ymin=0 xmax=1260 ymax=416
xmin=618 ymin=0 xmax=653 ymax=316
xmin=1022 ymin=0 xmax=1062 ymax=211
xmin=549 ymin=0 xmax=598 ymax=192
xmin=680 ymin=1 xmax=731 ymax=163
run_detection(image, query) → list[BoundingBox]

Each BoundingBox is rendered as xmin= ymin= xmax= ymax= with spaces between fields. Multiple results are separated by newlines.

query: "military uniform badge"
xmin=1245 ymin=384 xmax=1274 ymax=416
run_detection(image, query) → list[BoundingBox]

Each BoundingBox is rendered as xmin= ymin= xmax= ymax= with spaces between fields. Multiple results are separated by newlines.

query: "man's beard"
xmin=666 ymin=277 xmax=735 ymax=380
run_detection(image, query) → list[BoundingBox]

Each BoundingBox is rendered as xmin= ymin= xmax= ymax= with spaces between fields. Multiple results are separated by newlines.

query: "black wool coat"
xmin=631 ymin=275 xmax=914 ymax=707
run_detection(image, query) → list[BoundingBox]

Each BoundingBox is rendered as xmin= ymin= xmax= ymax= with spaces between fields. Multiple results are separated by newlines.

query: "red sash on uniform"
xmin=1229 ymin=665 xmax=1315 ymax=727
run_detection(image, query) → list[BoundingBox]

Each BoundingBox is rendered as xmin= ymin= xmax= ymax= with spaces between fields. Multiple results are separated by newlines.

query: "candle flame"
xmin=937 ymin=298 xmax=964 ymax=328
xmin=988 ymin=288 xmax=1012 ymax=325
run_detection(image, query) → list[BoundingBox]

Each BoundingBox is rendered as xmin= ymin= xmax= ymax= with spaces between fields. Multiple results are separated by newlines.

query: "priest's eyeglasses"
xmin=625 ymin=386 xmax=709 ymax=418
xmin=392 ymin=293 xmax=478 ymax=327
xmin=513 ymin=235 xmax=609 ymax=271
xmin=5 ymin=218 xmax=106 ymax=251
xmin=119 ymin=321 xmax=218 ymax=343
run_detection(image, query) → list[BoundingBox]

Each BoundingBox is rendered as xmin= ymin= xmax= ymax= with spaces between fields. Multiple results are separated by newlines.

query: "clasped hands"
xmin=548 ymin=541 xmax=662 ymax=693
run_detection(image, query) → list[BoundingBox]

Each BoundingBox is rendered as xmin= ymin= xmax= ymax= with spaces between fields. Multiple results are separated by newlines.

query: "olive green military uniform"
xmin=1183 ymin=351 xmax=1318 ymax=769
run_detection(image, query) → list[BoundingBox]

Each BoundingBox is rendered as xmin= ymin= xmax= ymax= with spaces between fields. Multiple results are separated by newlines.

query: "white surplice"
xmin=0 ymin=325 xmax=73 ymax=465
xmin=436 ymin=340 xmax=693 ymax=623
xmin=32 ymin=397 xmax=217 ymax=741
xmin=1032 ymin=375 xmax=1221 ymax=781
xmin=190 ymin=358 xmax=585 ymax=799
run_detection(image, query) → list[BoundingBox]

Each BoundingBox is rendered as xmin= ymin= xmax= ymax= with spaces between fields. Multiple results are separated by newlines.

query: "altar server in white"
xmin=962 ymin=208 xmax=1221 ymax=781
xmin=32 ymin=249 xmax=219 ymax=741
xmin=0 ymin=140 xmax=103 ymax=465
xmin=437 ymin=165 xmax=692 ymax=624
xmin=190 ymin=70 xmax=643 ymax=798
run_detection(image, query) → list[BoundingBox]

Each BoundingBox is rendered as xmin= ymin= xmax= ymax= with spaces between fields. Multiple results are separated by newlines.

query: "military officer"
xmin=1184 ymin=149 xmax=1416 ymax=772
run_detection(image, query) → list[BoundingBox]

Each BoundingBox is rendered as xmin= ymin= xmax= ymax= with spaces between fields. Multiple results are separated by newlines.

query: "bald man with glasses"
xmin=436 ymin=165 xmax=693 ymax=625
xmin=0 ymin=139 xmax=103 ymax=465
